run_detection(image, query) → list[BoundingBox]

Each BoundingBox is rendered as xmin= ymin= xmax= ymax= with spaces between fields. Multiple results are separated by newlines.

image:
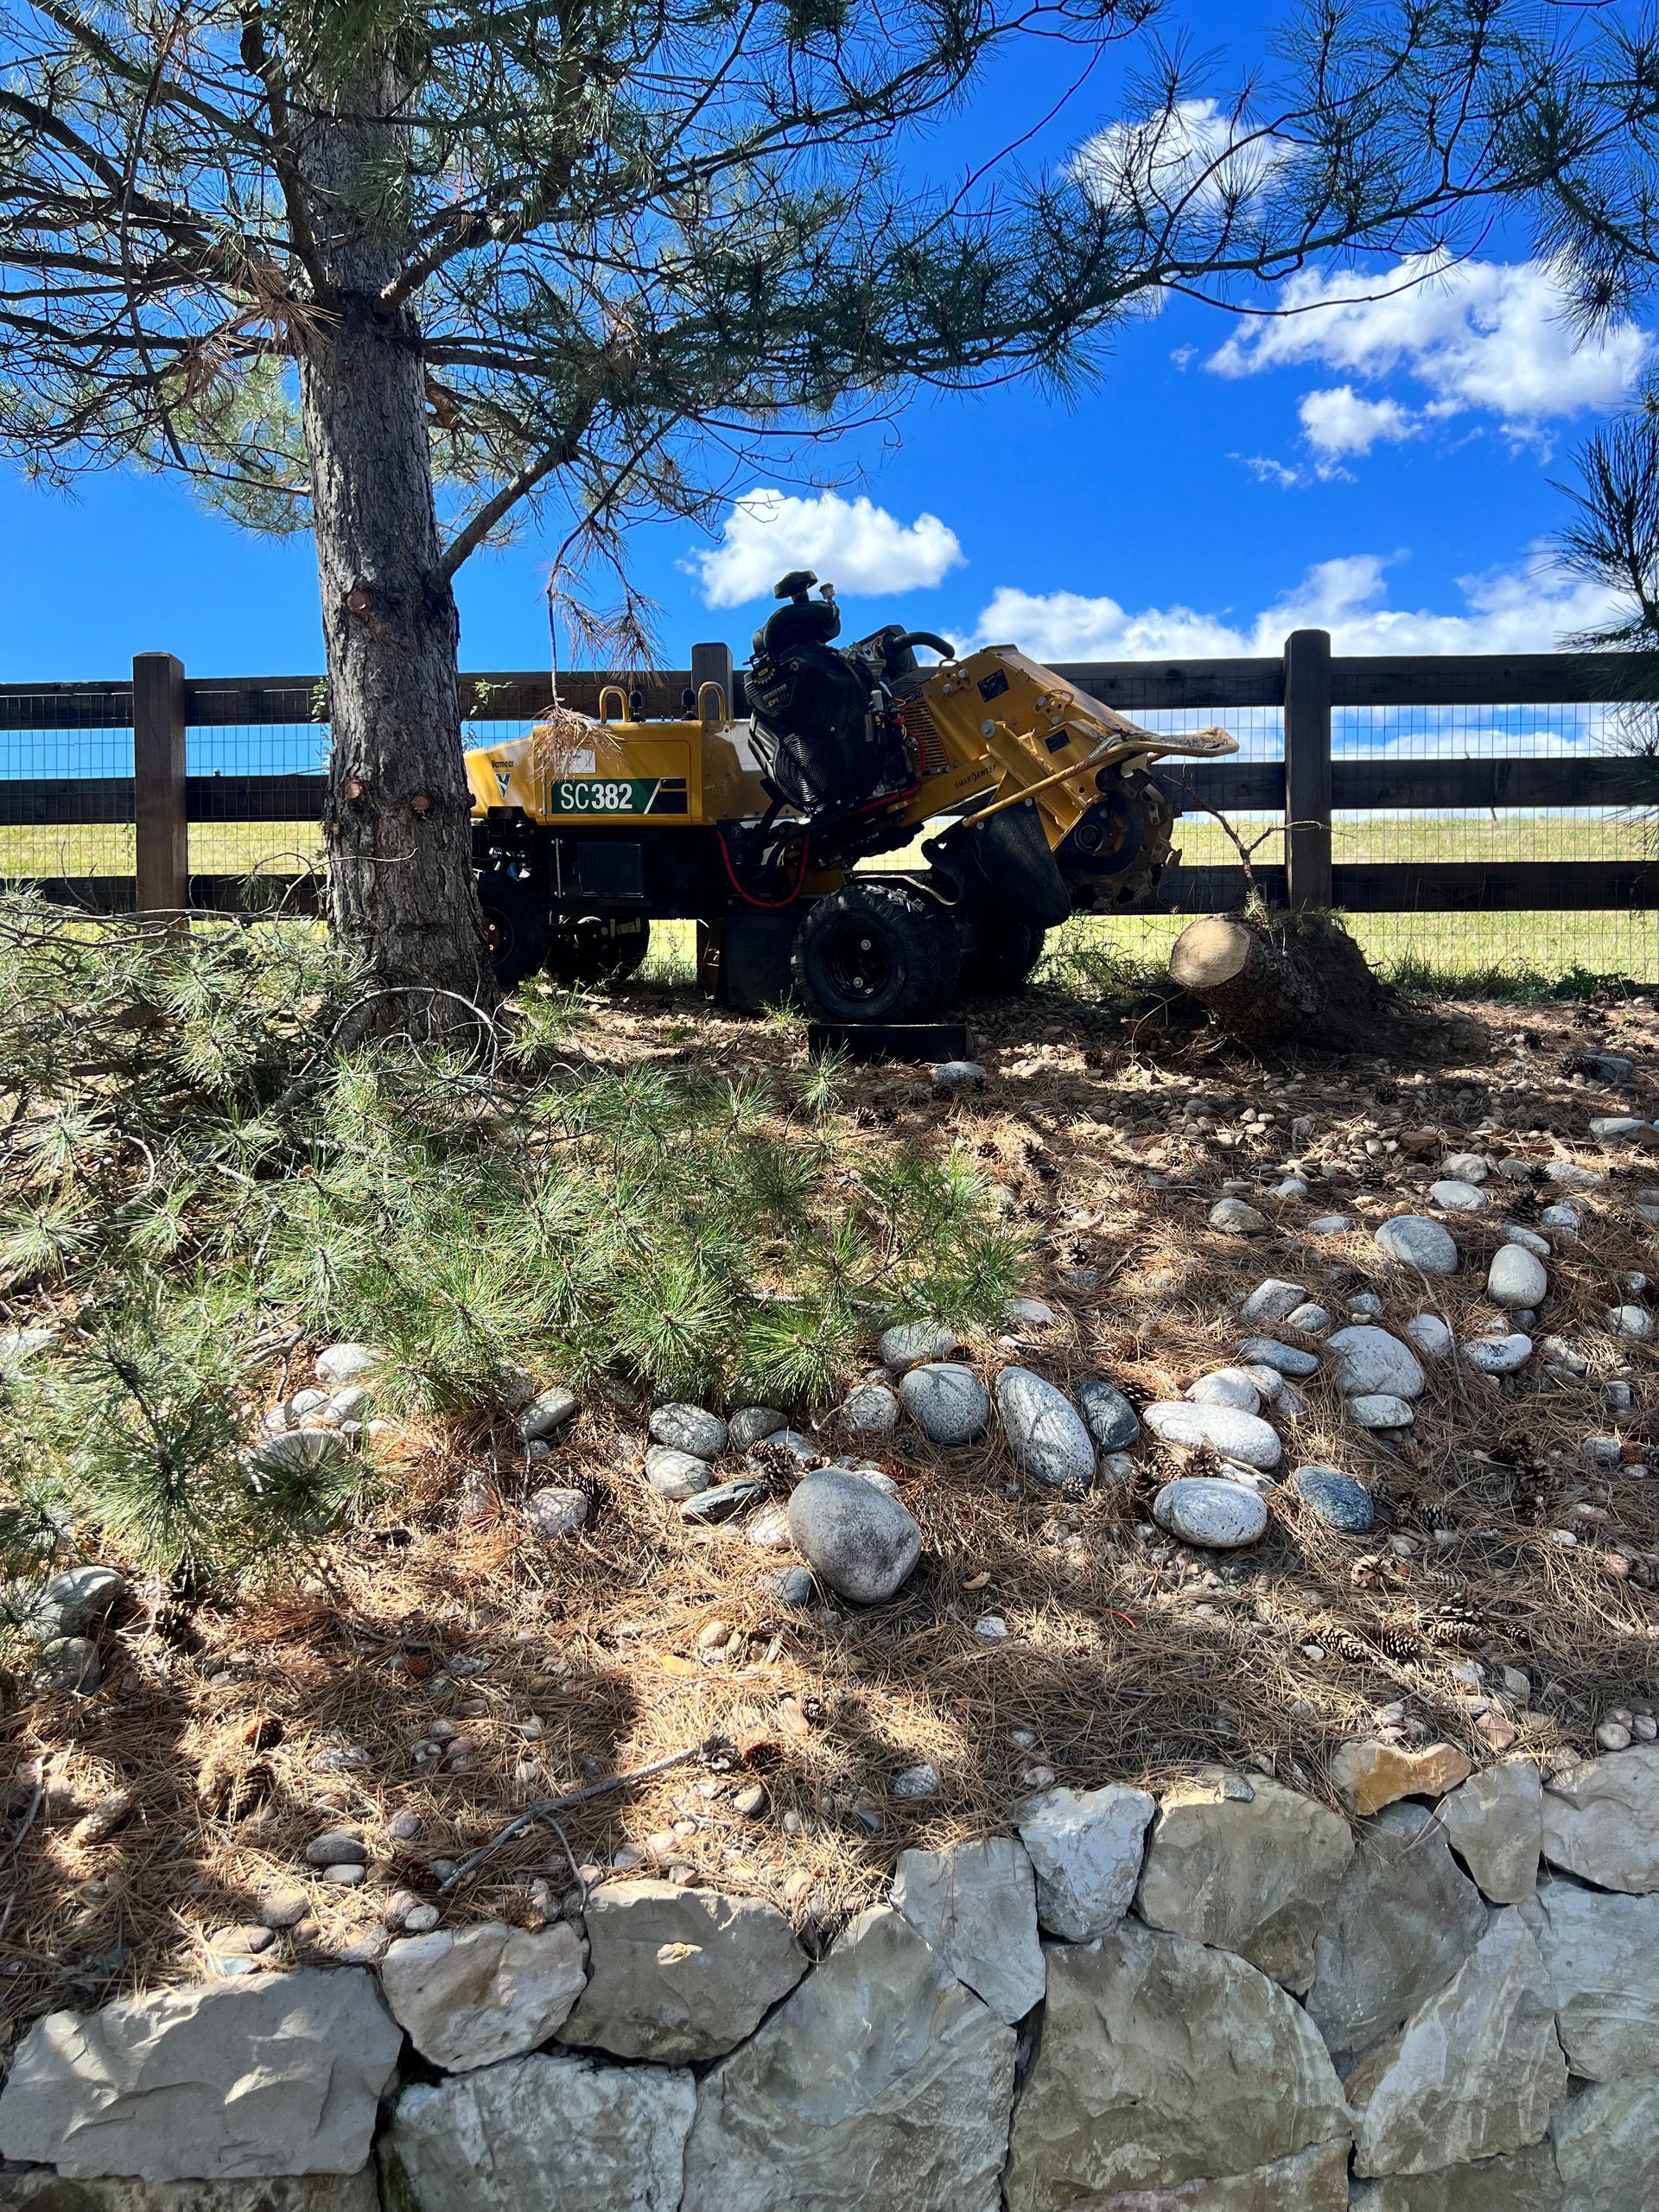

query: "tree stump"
xmin=1168 ymin=911 xmax=1395 ymax=1051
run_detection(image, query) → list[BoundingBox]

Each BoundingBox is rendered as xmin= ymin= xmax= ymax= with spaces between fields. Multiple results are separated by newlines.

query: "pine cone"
xmin=1427 ymin=1618 xmax=1484 ymax=1650
xmin=1374 ymin=1626 xmax=1421 ymax=1663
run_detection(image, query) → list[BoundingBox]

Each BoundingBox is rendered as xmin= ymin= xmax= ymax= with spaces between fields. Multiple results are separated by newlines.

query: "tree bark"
xmin=293 ymin=63 xmax=494 ymax=1036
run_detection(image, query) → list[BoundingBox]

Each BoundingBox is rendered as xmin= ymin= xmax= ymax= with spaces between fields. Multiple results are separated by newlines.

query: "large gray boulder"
xmin=1305 ymin=1802 xmax=1488 ymax=2066
xmin=556 ymin=1880 xmax=805 ymax=2062
xmin=1349 ymin=2144 xmax=1564 ymax=2210
xmin=1325 ymin=1325 xmax=1426 ymax=1400
xmin=899 ymin=1363 xmax=990 ymax=1446
xmin=1551 ymin=2074 xmax=1659 ymax=2212
xmin=1003 ymin=1919 xmax=1350 ymax=2210
xmin=0 ymin=2179 xmax=379 ymax=2212
xmin=1135 ymin=1771 xmax=1354 ymax=1993
xmin=1016 ymin=1783 xmax=1156 ymax=1942
xmin=16 ymin=1565 xmax=126 ymax=1643
xmin=1042 ymin=2139 xmax=1350 ymax=2209
xmin=1541 ymin=1745 xmax=1659 ymax=1892
xmin=1347 ymin=1912 xmax=1567 ymax=2177
xmin=1439 ymin=1761 xmax=1543 ymax=1904
xmin=995 ymin=1368 xmax=1096 ymax=1490
xmin=891 ymin=1837 xmax=1045 ymax=2023
xmin=679 ymin=1907 xmax=1015 ymax=2212
xmin=0 ymin=1971 xmax=399 ymax=2181
xmin=378 ymin=1920 xmax=586 ymax=2071
xmin=1141 ymin=1401 xmax=1282 ymax=1470
xmin=785 ymin=1469 xmax=922 ymax=1604
xmin=1519 ymin=1877 xmax=1659 ymax=2081
xmin=379 ymin=2048 xmax=694 ymax=2212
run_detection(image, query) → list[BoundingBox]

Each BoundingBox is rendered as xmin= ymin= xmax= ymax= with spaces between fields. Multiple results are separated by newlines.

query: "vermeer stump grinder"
xmin=466 ymin=569 xmax=1236 ymax=1020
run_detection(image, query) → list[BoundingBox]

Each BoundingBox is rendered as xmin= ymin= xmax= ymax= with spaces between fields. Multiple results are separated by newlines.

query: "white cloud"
xmin=688 ymin=487 xmax=963 ymax=608
xmin=1209 ymin=254 xmax=1651 ymax=426
xmin=1074 ymin=98 xmax=1293 ymax=219
xmin=974 ymin=549 xmax=1621 ymax=661
xmin=1298 ymin=385 xmax=1421 ymax=458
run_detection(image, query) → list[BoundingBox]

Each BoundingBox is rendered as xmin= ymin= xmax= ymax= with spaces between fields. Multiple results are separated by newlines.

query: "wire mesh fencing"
xmin=0 ymin=683 xmax=135 ymax=882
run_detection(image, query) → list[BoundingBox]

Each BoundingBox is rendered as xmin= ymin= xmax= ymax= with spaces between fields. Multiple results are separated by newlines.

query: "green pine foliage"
xmin=0 ymin=898 xmax=1024 ymax=1597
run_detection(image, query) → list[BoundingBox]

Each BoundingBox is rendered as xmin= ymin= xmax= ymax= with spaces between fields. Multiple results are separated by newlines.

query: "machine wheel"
xmin=791 ymin=881 xmax=961 ymax=1023
xmin=1077 ymin=764 xmax=1178 ymax=911
xmin=960 ymin=914 xmax=1046 ymax=997
xmin=544 ymin=912 xmax=651 ymax=988
xmin=477 ymin=869 xmax=549 ymax=992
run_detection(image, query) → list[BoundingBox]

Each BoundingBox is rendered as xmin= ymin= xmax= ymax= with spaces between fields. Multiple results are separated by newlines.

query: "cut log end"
xmin=1169 ymin=915 xmax=1255 ymax=990
xmin=1169 ymin=908 xmax=1395 ymax=1051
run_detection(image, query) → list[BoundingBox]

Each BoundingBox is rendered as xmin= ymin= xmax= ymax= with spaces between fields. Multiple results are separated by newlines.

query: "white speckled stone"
xmin=1153 ymin=1476 xmax=1269 ymax=1548
xmin=1404 ymin=1314 xmax=1452 ymax=1359
xmin=1143 ymin=1402 xmax=1282 ymax=1470
xmin=1461 ymin=1334 xmax=1533 ymax=1375
xmin=1350 ymin=1394 xmax=1414 ymax=1429
xmin=1375 ymin=1217 xmax=1459 ymax=1274
xmin=1488 ymin=1246 xmax=1548 ymax=1310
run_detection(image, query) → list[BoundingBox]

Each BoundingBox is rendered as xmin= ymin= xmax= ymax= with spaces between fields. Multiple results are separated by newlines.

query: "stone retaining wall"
xmin=3 ymin=1746 xmax=1657 ymax=2210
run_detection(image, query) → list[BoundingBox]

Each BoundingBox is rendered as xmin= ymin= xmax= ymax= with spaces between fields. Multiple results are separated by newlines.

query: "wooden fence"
xmin=3 ymin=632 xmax=1659 ymax=918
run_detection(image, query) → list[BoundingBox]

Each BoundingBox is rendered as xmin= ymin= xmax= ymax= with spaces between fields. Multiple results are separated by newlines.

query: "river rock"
xmin=1135 ymin=1772 xmax=1351 ymax=1993
xmin=1237 ymin=1335 xmax=1321 ymax=1376
xmin=1241 ymin=1279 xmax=1308 ymax=1325
xmin=1332 ymin=1740 xmax=1473 ymax=1815
xmin=1376 ymin=1217 xmax=1459 ymax=1274
xmin=1305 ymin=1802 xmax=1487 ymax=2066
xmin=19 ymin=1565 xmax=127 ymax=1643
xmin=1404 ymin=1314 xmax=1452 ymax=1359
xmin=315 ymin=1342 xmax=382 ymax=1387
xmin=877 ymin=1319 xmax=957 ymax=1372
xmin=1076 ymin=1378 xmax=1140 ymax=1451
xmin=1347 ymin=1912 xmax=1567 ymax=2177
xmin=1186 ymin=1367 xmax=1262 ymax=1412
xmin=524 ymin=1485 xmax=588 ymax=1539
xmin=1286 ymin=1301 xmax=1334 ymax=1333
xmin=1016 ymin=1783 xmax=1156 ymax=1941
xmin=1351 ymin=1394 xmax=1414 ymax=1428
xmin=1461 ymin=1334 xmax=1533 ymax=1374
xmin=1442 ymin=1152 xmax=1491 ymax=1183
xmin=932 ymin=1058 xmax=989 ymax=1095
xmin=995 ymin=1367 xmax=1096 ymax=1489
xmin=508 ymin=1386 xmax=574 ymax=1443
xmin=838 ymin=1382 xmax=899 ymax=1435
xmin=1294 ymin=1465 xmax=1375 ymax=1532
xmin=31 ymin=1636 xmax=100 ymax=1694
xmin=1152 ymin=1476 xmax=1269 ymax=1549
xmin=892 ymin=1836 xmax=1045 ymax=2023
xmin=1143 ymin=1401 xmax=1281 ymax=1469
xmin=1541 ymin=1745 xmax=1659 ymax=1892
xmin=380 ymin=2048 xmax=694 ymax=2212
xmin=1432 ymin=1180 xmax=1490 ymax=1213
xmin=1439 ymin=1761 xmax=1543 ymax=1904
xmin=1505 ymin=1224 xmax=1552 ymax=1256
xmin=1003 ymin=1919 xmax=1351 ymax=2209
xmin=1604 ymin=1301 xmax=1654 ymax=1338
xmin=1489 ymin=1247 xmax=1548 ymax=1310
xmin=680 ymin=1907 xmax=1015 ymax=2212
xmin=650 ymin=1403 xmax=728 ymax=1457
xmin=557 ymin=1880 xmax=804 ymax=2062
xmin=0 ymin=1970 xmax=399 ymax=2180
xmin=1308 ymin=1214 xmax=1353 ymax=1235
xmin=1519 ymin=1876 xmax=1659 ymax=2080
xmin=899 ymin=1362 xmax=990 ymax=1445
xmin=645 ymin=1445 xmax=711 ymax=1498
xmin=379 ymin=1921 xmax=585 ymax=2071
xmin=1325 ymin=1325 xmax=1426 ymax=1399
xmin=1210 ymin=1197 xmax=1268 ymax=1236
xmin=727 ymin=1405 xmax=786 ymax=1451
xmin=1551 ymin=2073 xmax=1659 ymax=2212
xmin=786 ymin=1468 xmax=921 ymax=1604
xmin=680 ymin=1478 xmax=765 ymax=1524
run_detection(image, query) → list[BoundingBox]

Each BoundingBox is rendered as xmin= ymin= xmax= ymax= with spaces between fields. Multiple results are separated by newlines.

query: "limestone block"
xmin=378 ymin=2048 xmax=694 ymax=2212
xmin=1003 ymin=1918 xmax=1350 ymax=2209
xmin=680 ymin=1907 xmax=1016 ymax=2212
xmin=1135 ymin=1771 xmax=1354 ymax=1993
xmin=557 ymin=1880 xmax=805 ymax=2063
xmin=0 ymin=1973 xmax=398 ymax=2182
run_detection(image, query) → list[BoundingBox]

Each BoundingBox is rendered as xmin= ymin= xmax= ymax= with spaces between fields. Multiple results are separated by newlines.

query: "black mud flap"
xmin=932 ymin=800 xmax=1071 ymax=930
xmin=707 ymin=909 xmax=801 ymax=1012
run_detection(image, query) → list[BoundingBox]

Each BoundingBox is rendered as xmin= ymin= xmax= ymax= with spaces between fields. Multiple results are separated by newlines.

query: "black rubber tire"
xmin=791 ymin=880 xmax=962 ymax=1023
xmin=477 ymin=869 xmax=549 ymax=992
xmin=960 ymin=914 xmax=1046 ymax=998
xmin=544 ymin=912 xmax=652 ymax=988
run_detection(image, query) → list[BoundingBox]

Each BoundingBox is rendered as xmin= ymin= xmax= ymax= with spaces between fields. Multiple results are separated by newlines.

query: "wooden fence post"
xmin=1283 ymin=627 xmax=1333 ymax=909
xmin=690 ymin=639 xmax=734 ymax=720
xmin=132 ymin=652 xmax=188 ymax=912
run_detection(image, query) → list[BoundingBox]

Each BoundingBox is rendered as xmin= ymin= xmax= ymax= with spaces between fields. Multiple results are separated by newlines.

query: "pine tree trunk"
xmin=294 ymin=67 xmax=495 ymax=1037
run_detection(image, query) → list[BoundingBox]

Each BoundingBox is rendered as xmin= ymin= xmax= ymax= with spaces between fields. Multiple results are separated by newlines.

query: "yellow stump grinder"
xmin=466 ymin=569 xmax=1236 ymax=1020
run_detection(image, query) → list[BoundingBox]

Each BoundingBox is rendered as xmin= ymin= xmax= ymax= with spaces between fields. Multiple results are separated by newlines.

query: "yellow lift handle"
xmin=597 ymin=684 xmax=629 ymax=724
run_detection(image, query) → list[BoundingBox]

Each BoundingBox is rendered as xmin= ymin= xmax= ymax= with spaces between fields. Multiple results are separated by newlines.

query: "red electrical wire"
xmin=716 ymin=825 xmax=811 ymax=909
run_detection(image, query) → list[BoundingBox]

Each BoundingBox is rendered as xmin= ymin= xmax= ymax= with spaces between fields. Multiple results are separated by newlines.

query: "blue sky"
xmin=0 ymin=5 xmax=1645 ymax=682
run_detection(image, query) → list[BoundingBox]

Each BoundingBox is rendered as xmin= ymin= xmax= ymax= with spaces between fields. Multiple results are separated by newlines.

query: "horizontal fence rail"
xmin=3 ymin=638 xmax=1659 ymax=952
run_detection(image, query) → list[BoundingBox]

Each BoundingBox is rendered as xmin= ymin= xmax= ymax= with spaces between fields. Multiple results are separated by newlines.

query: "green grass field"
xmin=3 ymin=809 xmax=1653 ymax=993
